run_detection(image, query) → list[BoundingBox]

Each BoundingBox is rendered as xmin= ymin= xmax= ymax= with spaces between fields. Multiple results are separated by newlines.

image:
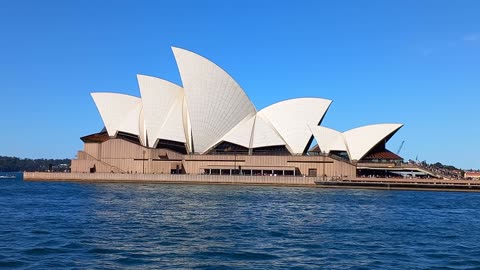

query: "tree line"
xmin=0 ymin=156 xmax=71 ymax=172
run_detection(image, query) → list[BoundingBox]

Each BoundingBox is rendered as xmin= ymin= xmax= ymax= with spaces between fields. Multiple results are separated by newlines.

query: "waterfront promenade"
xmin=24 ymin=172 xmax=480 ymax=192
xmin=315 ymin=177 xmax=480 ymax=192
xmin=24 ymin=172 xmax=317 ymax=186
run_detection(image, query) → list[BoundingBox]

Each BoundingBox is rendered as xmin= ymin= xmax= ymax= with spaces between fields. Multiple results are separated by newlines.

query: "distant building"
xmin=464 ymin=172 xmax=480 ymax=179
xmin=71 ymin=47 xmax=405 ymax=177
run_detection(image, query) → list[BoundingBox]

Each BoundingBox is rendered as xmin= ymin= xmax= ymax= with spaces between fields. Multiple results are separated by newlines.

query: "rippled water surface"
xmin=1 ymin=173 xmax=480 ymax=269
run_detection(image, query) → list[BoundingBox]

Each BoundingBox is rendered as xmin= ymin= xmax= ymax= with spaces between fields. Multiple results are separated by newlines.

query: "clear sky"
xmin=0 ymin=0 xmax=478 ymax=169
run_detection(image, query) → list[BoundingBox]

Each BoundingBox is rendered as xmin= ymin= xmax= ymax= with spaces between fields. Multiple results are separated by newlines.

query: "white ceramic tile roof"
xmin=216 ymin=113 xmax=288 ymax=150
xmin=310 ymin=126 xmax=347 ymax=153
xmin=259 ymin=98 xmax=332 ymax=154
xmin=91 ymin=92 xmax=142 ymax=138
xmin=172 ymin=47 xmax=257 ymax=153
xmin=137 ymin=74 xmax=186 ymax=147
xmin=343 ymin=123 xmax=403 ymax=161
xmin=182 ymin=95 xmax=193 ymax=153
xmin=220 ymin=113 xmax=256 ymax=148
xmin=138 ymin=107 xmax=147 ymax=146
xmin=88 ymin=47 xmax=404 ymax=158
xmin=250 ymin=114 xmax=287 ymax=148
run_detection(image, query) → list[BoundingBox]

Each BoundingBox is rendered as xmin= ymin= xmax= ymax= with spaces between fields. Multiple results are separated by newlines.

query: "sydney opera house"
xmin=71 ymin=47 xmax=403 ymax=178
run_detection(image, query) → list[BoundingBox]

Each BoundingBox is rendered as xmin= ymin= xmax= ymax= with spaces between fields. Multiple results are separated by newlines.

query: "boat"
xmin=0 ymin=175 xmax=16 ymax=179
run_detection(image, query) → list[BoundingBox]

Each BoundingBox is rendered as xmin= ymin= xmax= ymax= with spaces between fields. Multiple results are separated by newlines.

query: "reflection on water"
xmin=1 ymin=179 xmax=480 ymax=269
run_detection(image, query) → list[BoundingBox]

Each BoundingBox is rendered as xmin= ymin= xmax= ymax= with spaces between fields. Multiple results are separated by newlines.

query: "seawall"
xmin=23 ymin=172 xmax=317 ymax=186
xmin=23 ymin=172 xmax=480 ymax=192
xmin=315 ymin=178 xmax=480 ymax=192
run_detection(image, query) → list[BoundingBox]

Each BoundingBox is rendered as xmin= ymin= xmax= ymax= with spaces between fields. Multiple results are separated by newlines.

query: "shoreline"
xmin=315 ymin=181 xmax=480 ymax=192
xmin=23 ymin=172 xmax=317 ymax=187
xmin=23 ymin=172 xmax=480 ymax=192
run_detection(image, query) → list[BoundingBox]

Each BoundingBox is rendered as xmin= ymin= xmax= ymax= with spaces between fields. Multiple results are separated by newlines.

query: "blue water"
xmin=1 ymin=174 xmax=480 ymax=269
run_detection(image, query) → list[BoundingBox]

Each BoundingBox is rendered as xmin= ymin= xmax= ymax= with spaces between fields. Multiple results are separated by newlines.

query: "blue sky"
xmin=0 ymin=0 xmax=478 ymax=169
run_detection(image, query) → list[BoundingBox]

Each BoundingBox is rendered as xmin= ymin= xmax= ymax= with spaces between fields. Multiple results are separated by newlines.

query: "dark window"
xmin=207 ymin=141 xmax=249 ymax=155
xmin=252 ymin=145 xmax=290 ymax=155
xmin=156 ymin=139 xmax=187 ymax=154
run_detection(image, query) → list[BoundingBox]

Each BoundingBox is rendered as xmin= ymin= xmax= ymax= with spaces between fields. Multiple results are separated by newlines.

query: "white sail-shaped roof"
xmin=310 ymin=126 xmax=347 ymax=153
xmin=138 ymin=107 xmax=147 ymax=146
xmin=219 ymin=113 xmax=287 ymax=149
xmin=172 ymin=47 xmax=257 ymax=153
xmin=220 ymin=113 xmax=256 ymax=148
xmin=251 ymin=114 xmax=287 ymax=148
xmin=343 ymin=123 xmax=403 ymax=161
xmin=137 ymin=75 xmax=186 ymax=147
xmin=91 ymin=93 xmax=142 ymax=137
xmin=182 ymin=96 xmax=192 ymax=153
xmin=215 ymin=112 xmax=289 ymax=150
xmin=259 ymin=98 xmax=332 ymax=154
xmin=88 ymin=47 xmax=404 ymax=158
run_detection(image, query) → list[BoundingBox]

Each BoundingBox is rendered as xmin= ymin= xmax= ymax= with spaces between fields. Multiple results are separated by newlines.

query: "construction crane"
xmin=396 ymin=141 xmax=405 ymax=155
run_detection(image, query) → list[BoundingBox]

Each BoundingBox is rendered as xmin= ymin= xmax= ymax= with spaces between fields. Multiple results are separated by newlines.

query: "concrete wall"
xmin=71 ymin=139 xmax=357 ymax=178
xmin=25 ymin=172 xmax=317 ymax=186
xmin=183 ymin=154 xmax=355 ymax=177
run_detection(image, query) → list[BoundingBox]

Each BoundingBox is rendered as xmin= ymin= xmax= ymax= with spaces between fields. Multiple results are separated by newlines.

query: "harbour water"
xmin=1 ymin=173 xmax=480 ymax=269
